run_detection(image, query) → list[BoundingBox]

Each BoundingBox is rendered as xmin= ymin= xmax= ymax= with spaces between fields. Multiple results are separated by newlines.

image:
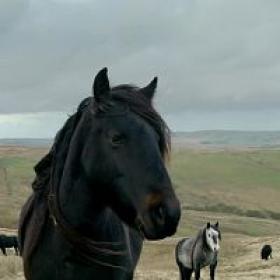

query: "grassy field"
xmin=0 ymin=147 xmax=45 ymax=228
xmin=171 ymin=148 xmax=280 ymax=217
xmin=0 ymin=145 xmax=280 ymax=279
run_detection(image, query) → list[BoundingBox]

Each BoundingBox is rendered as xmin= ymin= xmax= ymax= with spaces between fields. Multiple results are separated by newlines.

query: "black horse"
xmin=261 ymin=244 xmax=272 ymax=260
xmin=0 ymin=234 xmax=19 ymax=256
xmin=19 ymin=68 xmax=181 ymax=280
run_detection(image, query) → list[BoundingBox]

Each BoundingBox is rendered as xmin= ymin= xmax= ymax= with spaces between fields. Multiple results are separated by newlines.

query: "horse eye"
xmin=111 ymin=134 xmax=125 ymax=146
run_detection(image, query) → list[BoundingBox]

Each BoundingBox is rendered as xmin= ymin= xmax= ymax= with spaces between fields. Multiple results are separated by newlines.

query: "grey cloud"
xmin=0 ymin=0 xmax=29 ymax=33
xmin=1 ymin=0 xmax=280 ymax=114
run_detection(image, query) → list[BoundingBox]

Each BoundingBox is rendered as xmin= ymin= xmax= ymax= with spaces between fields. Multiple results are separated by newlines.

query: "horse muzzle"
xmin=136 ymin=197 xmax=181 ymax=240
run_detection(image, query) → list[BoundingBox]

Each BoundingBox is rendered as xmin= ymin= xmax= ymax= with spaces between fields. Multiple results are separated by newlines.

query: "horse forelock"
xmin=109 ymin=85 xmax=171 ymax=160
xmin=33 ymin=102 xmax=86 ymax=188
xmin=211 ymin=224 xmax=221 ymax=240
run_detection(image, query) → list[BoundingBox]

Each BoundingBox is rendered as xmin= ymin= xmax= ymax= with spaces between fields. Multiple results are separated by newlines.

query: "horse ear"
xmin=207 ymin=222 xmax=211 ymax=229
xmin=140 ymin=77 xmax=158 ymax=100
xmin=93 ymin=67 xmax=110 ymax=103
xmin=215 ymin=221 xmax=219 ymax=228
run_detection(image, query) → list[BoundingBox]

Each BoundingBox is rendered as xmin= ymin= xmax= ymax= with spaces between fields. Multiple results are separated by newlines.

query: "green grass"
xmin=170 ymin=149 xmax=280 ymax=215
xmin=1 ymin=146 xmax=280 ymax=235
xmin=0 ymin=148 xmax=44 ymax=228
xmin=171 ymin=149 xmax=280 ymax=189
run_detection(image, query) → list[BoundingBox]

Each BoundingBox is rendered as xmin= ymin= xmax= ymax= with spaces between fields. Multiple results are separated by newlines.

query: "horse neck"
xmin=53 ymin=114 xmax=127 ymax=243
xmin=57 ymin=143 xmax=124 ymax=243
xmin=59 ymin=174 xmax=125 ymax=241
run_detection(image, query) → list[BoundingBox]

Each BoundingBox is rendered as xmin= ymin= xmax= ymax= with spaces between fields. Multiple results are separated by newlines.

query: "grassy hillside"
xmin=0 ymin=147 xmax=46 ymax=228
xmin=0 ymin=145 xmax=280 ymax=279
xmin=171 ymin=148 xmax=280 ymax=215
xmin=0 ymin=145 xmax=280 ymax=232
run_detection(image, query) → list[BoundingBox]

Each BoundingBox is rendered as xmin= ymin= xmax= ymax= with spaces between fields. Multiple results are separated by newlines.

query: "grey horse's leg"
xmin=177 ymin=263 xmax=192 ymax=280
xmin=14 ymin=246 xmax=19 ymax=256
xmin=194 ymin=268 xmax=200 ymax=280
xmin=210 ymin=261 xmax=217 ymax=280
xmin=184 ymin=267 xmax=193 ymax=280
xmin=178 ymin=263 xmax=185 ymax=280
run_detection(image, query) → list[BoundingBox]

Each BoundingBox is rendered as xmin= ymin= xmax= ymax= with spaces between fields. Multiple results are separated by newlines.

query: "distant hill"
xmin=1 ymin=130 xmax=280 ymax=149
xmin=173 ymin=130 xmax=280 ymax=148
xmin=0 ymin=138 xmax=53 ymax=148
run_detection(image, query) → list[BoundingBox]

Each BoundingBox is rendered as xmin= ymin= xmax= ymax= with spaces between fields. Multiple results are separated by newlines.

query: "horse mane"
xmin=34 ymin=99 xmax=90 ymax=181
xmin=18 ymin=99 xmax=89 ymax=260
xmin=45 ymin=99 xmax=127 ymax=268
xmin=211 ymin=224 xmax=221 ymax=241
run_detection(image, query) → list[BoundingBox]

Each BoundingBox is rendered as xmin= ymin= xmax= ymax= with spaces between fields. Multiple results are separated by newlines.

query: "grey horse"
xmin=175 ymin=222 xmax=221 ymax=280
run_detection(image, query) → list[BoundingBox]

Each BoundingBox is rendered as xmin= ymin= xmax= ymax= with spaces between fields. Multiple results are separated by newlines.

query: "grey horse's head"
xmin=205 ymin=222 xmax=221 ymax=252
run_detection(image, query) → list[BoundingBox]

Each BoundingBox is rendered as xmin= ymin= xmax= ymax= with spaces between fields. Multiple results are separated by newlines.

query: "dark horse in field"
xmin=19 ymin=68 xmax=181 ymax=280
xmin=0 ymin=234 xmax=19 ymax=255
xmin=261 ymin=244 xmax=272 ymax=260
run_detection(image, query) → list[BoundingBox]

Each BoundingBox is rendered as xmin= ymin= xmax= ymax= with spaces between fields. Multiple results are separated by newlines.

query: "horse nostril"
xmin=153 ymin=205 xmax=166 ymax=225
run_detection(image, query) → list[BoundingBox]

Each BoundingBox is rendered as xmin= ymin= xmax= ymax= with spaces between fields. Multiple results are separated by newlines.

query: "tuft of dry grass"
xmin=0 ymin=255 xmax=23 ymax=280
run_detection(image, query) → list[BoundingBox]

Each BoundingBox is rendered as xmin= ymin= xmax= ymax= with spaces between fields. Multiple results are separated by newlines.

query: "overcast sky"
xmin=1 ymin=0 xmax=280 ymax=137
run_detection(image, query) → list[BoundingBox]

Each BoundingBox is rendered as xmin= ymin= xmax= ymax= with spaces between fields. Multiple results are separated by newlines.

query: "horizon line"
xmin=1 ymin=129 xmax=280 ymax=140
